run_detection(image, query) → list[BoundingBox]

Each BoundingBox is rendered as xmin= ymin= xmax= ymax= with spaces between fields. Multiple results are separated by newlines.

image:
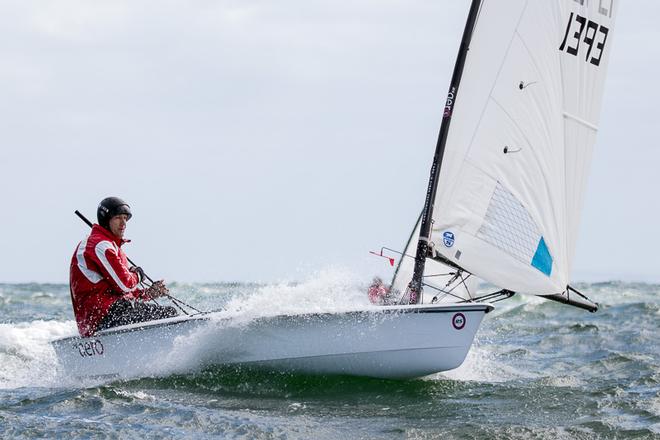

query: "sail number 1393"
xmin=559 ymin=12 xmax=610 ymax=66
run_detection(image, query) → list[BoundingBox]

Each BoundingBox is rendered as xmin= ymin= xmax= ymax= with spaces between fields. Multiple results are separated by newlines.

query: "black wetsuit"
xmin=97 ymin=299 xmax=178 ymax=331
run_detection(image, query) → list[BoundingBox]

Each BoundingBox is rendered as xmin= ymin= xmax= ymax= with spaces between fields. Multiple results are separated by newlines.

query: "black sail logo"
xmin=443 ymin=87 xmax=456 ymax=118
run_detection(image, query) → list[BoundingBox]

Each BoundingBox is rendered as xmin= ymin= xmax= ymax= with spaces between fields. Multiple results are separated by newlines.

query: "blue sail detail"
xmin=531 ymin=237 xmax=552 ymax=276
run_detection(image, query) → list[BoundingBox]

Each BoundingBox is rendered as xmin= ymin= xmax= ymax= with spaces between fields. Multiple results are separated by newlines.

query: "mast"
xmin=408 ymin=0 xmax=483 ymax=303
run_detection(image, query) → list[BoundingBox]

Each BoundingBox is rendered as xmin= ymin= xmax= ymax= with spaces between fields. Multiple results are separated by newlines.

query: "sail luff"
xmin=408 ymin=0 xmax=483 ymax=303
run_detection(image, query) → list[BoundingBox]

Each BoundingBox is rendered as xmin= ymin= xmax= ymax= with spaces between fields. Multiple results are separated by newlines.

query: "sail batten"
xmin=563 ymin=112 xmax=598 ymax=130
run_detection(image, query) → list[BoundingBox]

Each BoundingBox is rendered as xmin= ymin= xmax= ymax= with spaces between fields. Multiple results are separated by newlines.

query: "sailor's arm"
xmin=93 ymin=240 xmax=141 ymax=295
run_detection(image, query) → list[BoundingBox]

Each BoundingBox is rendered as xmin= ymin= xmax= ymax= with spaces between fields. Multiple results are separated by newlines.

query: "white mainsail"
xmin=425 ymin=0 xmax=617 ymax=296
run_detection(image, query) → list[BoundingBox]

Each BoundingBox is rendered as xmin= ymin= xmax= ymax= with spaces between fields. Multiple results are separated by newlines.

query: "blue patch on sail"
xmin=531 ymin=237 xmax=552 ymax=276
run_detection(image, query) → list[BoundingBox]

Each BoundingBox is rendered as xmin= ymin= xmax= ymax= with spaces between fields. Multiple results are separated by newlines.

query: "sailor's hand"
xmin=145 ymin=280 xmax=169 ymax=299
xmin=130 ymin=266 xmax=146 ymax=282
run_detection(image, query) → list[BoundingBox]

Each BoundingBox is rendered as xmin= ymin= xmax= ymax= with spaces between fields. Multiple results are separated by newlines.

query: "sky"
xmin=1 ymin=1 xmax=658 ymax=284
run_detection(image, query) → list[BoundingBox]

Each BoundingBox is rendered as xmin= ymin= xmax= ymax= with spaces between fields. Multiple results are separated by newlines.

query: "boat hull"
xmin=52 ymin=304 xmax=492 ymax=379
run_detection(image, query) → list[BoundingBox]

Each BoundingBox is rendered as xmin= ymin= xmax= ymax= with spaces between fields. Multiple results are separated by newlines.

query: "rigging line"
xmin=165 ymin=293 xmax=202 ymax=314
xmin=391 ymin=212 xmax=422 ymax=288
xmin=397 ymin=273 xmax=462 ymax=306
xmin=139 ymin=280 xmax=196 ymax=316
xmin=458 ymin=289 xmax=515 ymax=304
xmin=123 ymin=262 xmax=203 ymax=313
xmin=138 ymin=277 xmax=190 ymax=315
xmin=490 ymin=293 xmax=513 ymax=304
xmin=430 ymin=290 xmax=450 ymax=303
xmin=423 ymin=272 xmax=455 ymax=278
xmin=424 ymin=271 xmax=461 ymax=285
xmin=172 ymin=298 xmax=191 ymax=315
xmin=167 ymin=297 xmax=190 ymax=315
xmin=133 ymin=269 xmax=200 ymax=314
xmin=445 ymin=272 xmax=465 ymax=293
xmin=427 ymin=283 xmax=471 ymax=303
xmin=458 ymin=272 xmax=474 ymax=300
xmin=397 ymin=274 xmax=469 ymax=304
xmin=124 ymin=265 xmax=204 ymax=313
xmin=430 ymin=271 xmax=473 ymax=302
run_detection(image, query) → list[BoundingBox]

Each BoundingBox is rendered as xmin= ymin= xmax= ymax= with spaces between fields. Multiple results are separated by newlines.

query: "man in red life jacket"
xmin=69 ymin=197 xmax=177 ymax=337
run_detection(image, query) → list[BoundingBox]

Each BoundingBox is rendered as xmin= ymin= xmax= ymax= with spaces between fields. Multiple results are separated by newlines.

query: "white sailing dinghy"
xmin=52 ymin=0 xmax=617 ymax=380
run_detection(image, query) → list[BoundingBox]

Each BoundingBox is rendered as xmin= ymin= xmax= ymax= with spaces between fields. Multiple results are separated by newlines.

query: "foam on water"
xmin=148 ymin=268 xmax=383 ymax=377
xmin=439 ymin=341 xmax=537 ymax=383
xmin=220 ymin=266 xmax=373 ymax=320
xmin=0 ymin=268 xmax=375 ymax=386
xmin=0 ymin=319 xmax=77 ymax=389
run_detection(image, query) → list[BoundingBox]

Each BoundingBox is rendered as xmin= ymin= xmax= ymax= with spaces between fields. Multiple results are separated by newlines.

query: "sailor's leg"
xmin=97 ymin=299 xmax=178 ymax=331
xmin=128 ymin=301 xmax=179 ymax=322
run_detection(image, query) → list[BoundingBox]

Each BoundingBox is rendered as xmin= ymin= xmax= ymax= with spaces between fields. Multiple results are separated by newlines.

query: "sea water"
xmin=0 ymin=270 xmax=658 ymax=439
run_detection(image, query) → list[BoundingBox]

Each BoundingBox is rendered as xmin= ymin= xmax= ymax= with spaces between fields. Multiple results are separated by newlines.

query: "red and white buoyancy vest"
xmin=69 ymin=224 xmax=145 ymax=336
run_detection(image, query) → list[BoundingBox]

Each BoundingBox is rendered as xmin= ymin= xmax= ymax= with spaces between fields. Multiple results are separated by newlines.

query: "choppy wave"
xmin=0 ymin=273 xmax=658 ymax=438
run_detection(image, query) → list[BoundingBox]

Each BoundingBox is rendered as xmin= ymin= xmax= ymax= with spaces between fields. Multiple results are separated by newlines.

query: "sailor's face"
xmin=109 ymin=214 xmax=129 ymax=239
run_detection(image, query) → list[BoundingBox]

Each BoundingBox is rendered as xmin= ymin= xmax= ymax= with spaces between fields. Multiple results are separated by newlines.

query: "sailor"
xmin=69 ymin=197 xmax=177 ymax=337
xmin=368 ymin=277 xmax=393 ymax=305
